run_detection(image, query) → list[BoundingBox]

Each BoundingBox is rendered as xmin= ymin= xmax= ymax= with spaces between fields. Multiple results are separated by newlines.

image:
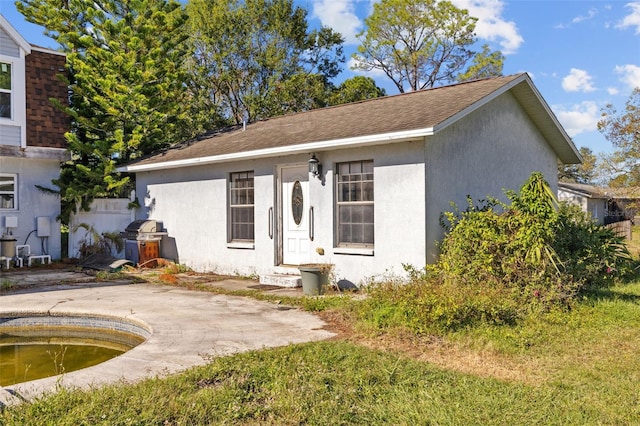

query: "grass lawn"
xmin=2 ymin=275 xmax=640 ymax=425
xmin=625 ymin=225 xmax=640 ymax=257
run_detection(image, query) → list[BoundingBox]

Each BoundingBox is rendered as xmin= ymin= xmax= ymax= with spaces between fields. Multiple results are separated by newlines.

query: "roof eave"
xmin=558 ymin=186 xmax=595 ymax=199
xmin=433 ymin=74 xmax=582 ymax=165
xmin=512 ymin=75 xmax=582 ymax=165
xmin=30 ymin=44 xmax=65 ymax=56
xmin=117 ymin=127 xmax=433 ymax=173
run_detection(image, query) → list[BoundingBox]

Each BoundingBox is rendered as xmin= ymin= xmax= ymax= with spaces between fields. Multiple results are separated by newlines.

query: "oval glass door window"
xmin=292 ymin=181 xmax=304 ymax=225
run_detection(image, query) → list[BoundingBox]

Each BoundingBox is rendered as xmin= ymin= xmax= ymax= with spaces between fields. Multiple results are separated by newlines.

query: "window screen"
xmin=229 ymin=171 xmax=254 ymax=241
xmin=0 ymin=174 xmax=16 ymax=209
xmin=336 ymin=160 xmax=373 ymax=247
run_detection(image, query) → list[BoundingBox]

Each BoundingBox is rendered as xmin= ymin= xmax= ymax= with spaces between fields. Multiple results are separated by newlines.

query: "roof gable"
xmin=0 ymin=14 xmax=31 ymax=55
xmin=119 ymin=73 xmax=580 ymax=173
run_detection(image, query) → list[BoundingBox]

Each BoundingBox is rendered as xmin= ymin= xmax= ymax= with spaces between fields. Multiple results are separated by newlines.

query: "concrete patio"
xmin=0 ymin=270 xmax=334 ymax=406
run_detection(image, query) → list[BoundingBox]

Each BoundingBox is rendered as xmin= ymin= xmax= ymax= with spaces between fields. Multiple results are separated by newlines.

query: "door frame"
xmin=275 ymin=163 xmax=310 ymax=266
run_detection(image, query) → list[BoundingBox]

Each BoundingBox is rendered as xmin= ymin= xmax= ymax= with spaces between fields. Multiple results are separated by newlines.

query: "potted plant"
xmin=298 ymin=263 xmax=333 ymax=295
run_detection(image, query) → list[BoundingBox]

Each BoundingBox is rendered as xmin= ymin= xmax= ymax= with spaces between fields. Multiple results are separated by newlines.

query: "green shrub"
xmin=438 ymin=173 xmax=633 ymax=305
xmin=361 ymin=172 xmax=636 ymax=335
xmin=553 ymin=203 xmax=633 ymax=290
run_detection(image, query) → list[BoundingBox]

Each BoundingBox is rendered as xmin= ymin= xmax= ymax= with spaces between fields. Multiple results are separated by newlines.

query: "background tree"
xmin=457 ymin=44 xmax=504 ymax=82
xmin=17 ymin=0 xmax=203 ymax=223
xmin=328 ymin=76 xmax=386 ymax=106
xmin=558 ymin=146 xmax=598 ymax=184
xmin=186 ymin=0 xmax=344 ymax=124
xmin=598 ymin=88 xmax=640 ymax=187
xmin=352 ymin=0 xmax=503 ymax=93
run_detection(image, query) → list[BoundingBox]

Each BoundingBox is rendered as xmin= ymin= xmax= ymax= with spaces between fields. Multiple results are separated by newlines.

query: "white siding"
xmin=558 ymin=189 xmax=606 ymax=224
xmin=0 ymin=124 xmax=21 ymax=145
xmin=0 ymin=34 xmax=27 ymax=147
xmin=0 ymin=28 xmax=19 ymax=57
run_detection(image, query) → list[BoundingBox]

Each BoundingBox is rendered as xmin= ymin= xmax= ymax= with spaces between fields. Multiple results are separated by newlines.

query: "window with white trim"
xmin=0 ymin=174 xmax=17 ymax=209
xmin=0 ymin=62 xmax=11 ymax=119
xmin=229 ymin=171 xmax=254 ymax=242
xmin=336 ymin=160 xmax=374 ymax=247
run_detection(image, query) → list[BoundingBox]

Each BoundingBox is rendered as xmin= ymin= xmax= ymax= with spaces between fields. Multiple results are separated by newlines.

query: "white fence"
xmin=68 ymin=197 xmax=135 ymax=258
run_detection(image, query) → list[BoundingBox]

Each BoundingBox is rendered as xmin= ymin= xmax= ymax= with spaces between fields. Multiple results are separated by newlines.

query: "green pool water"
xmin=0 ymin=327 xmax=145 ymax=386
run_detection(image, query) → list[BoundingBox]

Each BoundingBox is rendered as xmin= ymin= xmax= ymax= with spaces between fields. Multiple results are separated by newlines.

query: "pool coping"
xmin=0 ymin=312 xmax=153 ymax=339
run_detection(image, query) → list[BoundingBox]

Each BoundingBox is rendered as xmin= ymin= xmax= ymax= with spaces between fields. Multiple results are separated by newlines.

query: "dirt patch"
xmin=317 ymin=310 xmax=547 ymax=385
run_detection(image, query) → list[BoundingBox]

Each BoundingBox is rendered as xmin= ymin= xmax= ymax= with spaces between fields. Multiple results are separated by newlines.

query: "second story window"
xmin=0 ymin=62 xmax=11 ymax=119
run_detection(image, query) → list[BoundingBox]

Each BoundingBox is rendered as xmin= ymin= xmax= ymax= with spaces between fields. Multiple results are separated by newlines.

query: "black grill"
xmin=122 ymin=220 xmax=166 ymax=265
xmin=121 ymin=220 xmax=159 ymax=240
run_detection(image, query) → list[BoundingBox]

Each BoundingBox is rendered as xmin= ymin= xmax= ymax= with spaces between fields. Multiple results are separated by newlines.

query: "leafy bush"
xmin=438 ymin=172 xmax=633 ymax=305
xmin=361 ymin=172 xmax=636 ymax=335
xmin=74 ymin=223 xmax=124 ymax=259
xmin=553 ymin=203 xmax=633 ymax=289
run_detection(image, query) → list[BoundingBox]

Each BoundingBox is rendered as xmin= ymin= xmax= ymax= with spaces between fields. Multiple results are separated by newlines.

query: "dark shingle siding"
xmin=25 ymin=49 xmax=69 ymax=149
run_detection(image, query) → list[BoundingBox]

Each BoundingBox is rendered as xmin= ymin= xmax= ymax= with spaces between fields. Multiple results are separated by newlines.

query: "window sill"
xmin=226 ymin=242 xmax=255 ymax=250
xmin=333 ymin=247 xmax=374 ymax=256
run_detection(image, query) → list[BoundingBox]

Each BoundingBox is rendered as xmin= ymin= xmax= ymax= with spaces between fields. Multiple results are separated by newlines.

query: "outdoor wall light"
xmin=308 ymin=153 xmax=322 ymax=178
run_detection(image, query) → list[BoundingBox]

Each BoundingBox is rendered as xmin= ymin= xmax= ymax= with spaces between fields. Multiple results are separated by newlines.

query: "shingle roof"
xmin=559 ymin=182 xmax=640 ymax=199
xmin=120 ymin=73 xmax=580 ymax=172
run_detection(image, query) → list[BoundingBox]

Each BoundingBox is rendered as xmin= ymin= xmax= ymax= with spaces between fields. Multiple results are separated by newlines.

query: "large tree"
xmin=558 ymin=146 xmax=598 ymax=184
xmin=186 ymin=0 xmax=345 ymax=124
xmin=598 ymin=88 xmax=640 ymax=187
xmin=457 ymin=44 xmax=505 ymax=82
xmin=328 ymin=76 xmax=386 ymax=106
xmin=17 ymin=0 xmax=202 ymax=222
xmin=352 ymin=0 xmax=503 ymax=93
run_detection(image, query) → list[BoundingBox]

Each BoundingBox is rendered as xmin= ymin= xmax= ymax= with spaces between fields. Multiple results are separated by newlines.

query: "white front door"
xmin=281 ymin=166 xmax=310 ymax=265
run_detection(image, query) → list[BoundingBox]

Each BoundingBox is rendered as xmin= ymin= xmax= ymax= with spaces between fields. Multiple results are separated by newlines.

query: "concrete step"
xmin=259 ymin=273 xmax=301 ymax=288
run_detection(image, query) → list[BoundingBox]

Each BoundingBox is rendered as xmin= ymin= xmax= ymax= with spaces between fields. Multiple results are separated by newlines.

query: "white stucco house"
xmin=118 ymin=73 xmax=580 ymax=286
xmin=558 ymin=181 xmax=639 ymax=225
xmin=0 ymin=15 xmax=69 ymax=262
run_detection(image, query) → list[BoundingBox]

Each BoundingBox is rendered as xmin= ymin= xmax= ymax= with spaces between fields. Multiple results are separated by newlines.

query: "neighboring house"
xmin=558 ymin=181 xmax=639 ymax=225
xmin=118 ymin=73 xmax=580 ymax=286
xmin=0 ymin=15 xmax=69 ymax=260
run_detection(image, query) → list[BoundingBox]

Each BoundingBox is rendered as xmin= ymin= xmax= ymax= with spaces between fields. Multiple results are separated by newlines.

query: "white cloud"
xmin=616 ymin=2 xmax=640 ymax=34
xmin=320 ymin=0 xmax=524 ymax=53
xmin=554 ymin=101 xmax=600 ymax=137
xmin=572 ymin=7 xmax=598 ymax=24
xmin=608 ymin=87 xmax=620 ymax=95
xmin=311 ymin=0 xmax=363 ymax=45
xmin=348 ymin=56 xmax=387 ymax=78
xmin=562 ymin=68 xmax=596 ymax=92
xmin=452 ymin=0 xmax=523 ymax=54
xmin=555 ymin=6 xmax=601 ymax=29
xmin=615 ymin=64 xmax=640 ymax=89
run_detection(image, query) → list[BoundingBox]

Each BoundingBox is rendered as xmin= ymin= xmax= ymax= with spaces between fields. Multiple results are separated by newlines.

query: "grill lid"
xmin=125 ymin=220 xmax=158 ymax=234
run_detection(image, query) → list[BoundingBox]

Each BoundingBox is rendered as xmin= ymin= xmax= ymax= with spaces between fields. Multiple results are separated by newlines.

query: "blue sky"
xmin=1 ymin=0 xmax=639 ymax=155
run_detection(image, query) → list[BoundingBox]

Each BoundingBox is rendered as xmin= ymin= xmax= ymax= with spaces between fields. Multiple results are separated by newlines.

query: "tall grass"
xmin=3 ymin=281 xmax=640 ymax=425
xmin=3 ymin=340 xmax=639 ymax=425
